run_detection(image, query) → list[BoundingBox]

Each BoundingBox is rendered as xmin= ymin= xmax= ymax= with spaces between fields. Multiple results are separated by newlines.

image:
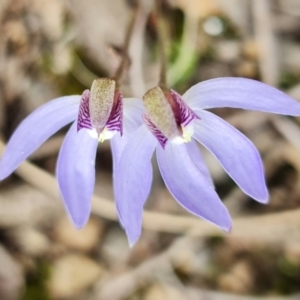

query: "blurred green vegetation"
xmin=22 ymin=261 xmax=52 ymax=300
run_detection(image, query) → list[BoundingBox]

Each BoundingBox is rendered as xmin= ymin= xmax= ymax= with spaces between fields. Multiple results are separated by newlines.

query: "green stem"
xmin=167 ymin=14 xmax=199 ymax=87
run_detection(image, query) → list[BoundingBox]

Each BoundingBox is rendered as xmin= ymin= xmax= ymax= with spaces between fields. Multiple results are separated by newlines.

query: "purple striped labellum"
xmin=142 ymin=87 xmax=198 ymax=148
xmin=77 ymin=78 xmax=123 ymax=142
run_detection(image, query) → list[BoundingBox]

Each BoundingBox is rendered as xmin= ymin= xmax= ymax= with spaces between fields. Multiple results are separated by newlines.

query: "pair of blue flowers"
xmin=0 ymin=77 xmax=299 ymax=246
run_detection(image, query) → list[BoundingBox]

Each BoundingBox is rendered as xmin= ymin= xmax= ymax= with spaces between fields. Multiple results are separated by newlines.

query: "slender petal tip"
xmin=127 ymin=230 xmax=140 ymax=248
xmin=68 ymin=206 xmax=91 ymax=230
xmin=114 ymin=125 xmax=157 ymax=246
xmin=157 ymin=142 xmax=232 ymax=233
xmin=215 ymin=205 xmax=232 ymax=232
xmin=57 ymin=123 xmax=98 ymax=233
xmin=193 ymin=112 xmax=269 ymax=205
xmin=254 ymin=189 xmax=269 ymax=204
xmin=222 ymin=219 xmax=232 ymax=233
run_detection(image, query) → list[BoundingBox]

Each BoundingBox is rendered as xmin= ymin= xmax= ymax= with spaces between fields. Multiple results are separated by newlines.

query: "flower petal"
xmin=57 ymin=122 xmax=98 ymax=228
xmin=183 ymin=77 xmax=300 ymax=115
xmin=193 ymin=110 xmax=268 ymax=202
xmin=0 ymin=96 xmax=80 ymax=180
xmin=185 ymin=140 xmax=214 ymax=187
xmin=123 ymin=98 xmax=144 ymax=134
xmin=110 ymin=98 xmax=145 ymax=169
xmin=114 ymin=125 xmax=157 ymax=246
xmin=156 ymin=142 xmax=231 ymax=230
xmin=110 ymin=133 xmax=125 ymax=178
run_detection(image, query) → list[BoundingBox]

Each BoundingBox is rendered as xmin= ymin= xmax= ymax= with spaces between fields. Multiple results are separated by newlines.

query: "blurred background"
xmin=1 ymin=0 xmax=300 ymax=299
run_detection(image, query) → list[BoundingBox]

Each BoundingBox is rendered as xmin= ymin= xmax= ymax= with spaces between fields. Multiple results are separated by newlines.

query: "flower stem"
xmin=113 ymin=1 xmax=139 ymax=84
xmin=154 ymin=0 xmax=168 ymax=90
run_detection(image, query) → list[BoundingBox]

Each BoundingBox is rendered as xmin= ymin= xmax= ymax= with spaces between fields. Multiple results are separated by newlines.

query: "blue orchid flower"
xmin=0 ymin=78 xmax=143 ymax=228
xmin=114 ymin=77 xmax=300 ymax=246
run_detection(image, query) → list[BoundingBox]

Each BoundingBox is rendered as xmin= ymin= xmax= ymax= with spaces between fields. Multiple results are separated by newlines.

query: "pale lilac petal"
xmin=110 ymin=134 xmax=129 ymax=230
xmin=123 ymin=98 xmax=144 ymax=134
xmin=57 ymin=122 xmax=98 ymax=228
xmin=110 ymin=123 xmax=137 ymax=175
xmin=156 ymin=142 xmax=231 ymax=230
xmin=185 ymin=140 xmax=214 ymax=187
xmin=110 ymin=98 xmax=145 ymax=170
xmin=0 ymin=96 xmax=80 ymax=180
xmin=193 ymin=110 xmax=268 ymax=202
xmin=183 ymin=78 xmax=300 ymax=115
xmin=114 ymin=125 xmax=157 ymax=246
xmin=110 ymin=133 xmax=124 ymax=174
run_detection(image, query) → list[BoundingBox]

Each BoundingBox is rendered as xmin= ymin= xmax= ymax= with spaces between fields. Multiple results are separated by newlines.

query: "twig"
xmin=97 ymin=234 xmax=300 ymax=300
xmin=71 ymin=53 xmax=97 ymax=88
xmin=185 ymin=288 xmax=299 ymax=300
xmin=154 ymin=0 xmax=168 ymax=89
xmin=113 ymin=1 xmax=139 ymax=84
xmin=252 ymin=0 xmax=279 ymax=85
xmin=271 ymin=115 xmax=300 ymax=151
xmin=128 ymin=0 xmax=154 ymax=98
